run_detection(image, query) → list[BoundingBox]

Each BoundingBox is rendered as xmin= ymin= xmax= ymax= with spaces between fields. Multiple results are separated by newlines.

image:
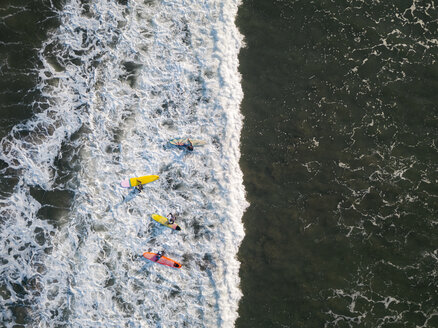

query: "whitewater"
xmin=0 ymin=0 xmax=247 ymax=327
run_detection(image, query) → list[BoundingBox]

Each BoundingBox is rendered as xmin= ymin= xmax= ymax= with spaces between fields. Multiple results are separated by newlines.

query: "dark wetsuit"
xmin=156 ymin=251 xmax=165 ymax=261
xmin=168 ymin=213 xmax=176 ymax=224
xmin=135 ymin=180 xmax=143 ymax=193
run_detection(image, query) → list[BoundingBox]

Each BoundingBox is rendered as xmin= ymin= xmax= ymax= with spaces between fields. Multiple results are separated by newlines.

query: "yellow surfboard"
xmin=151 ymin=214 xmax=181 ymax=231
xmin=120 ymin=175 xmax=159 ymax=188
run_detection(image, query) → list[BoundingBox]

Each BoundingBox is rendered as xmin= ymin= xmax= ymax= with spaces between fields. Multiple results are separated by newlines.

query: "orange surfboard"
xmin=143 ymin=252 xmax=182 ymax=268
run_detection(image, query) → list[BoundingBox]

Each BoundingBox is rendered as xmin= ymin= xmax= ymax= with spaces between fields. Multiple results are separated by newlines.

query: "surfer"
xmin=185 ymin=139 xmax=194 ymax=151
xmin=135 ymin=180 xmax=143 ymax=193
xmin=156 ymin=251 xmax=165 ymax=261
xmin=167 ymin=213 xmax=176 ymax=224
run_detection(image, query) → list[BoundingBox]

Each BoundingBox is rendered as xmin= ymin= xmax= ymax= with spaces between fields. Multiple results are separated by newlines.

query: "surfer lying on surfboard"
xmin=167 ymin=213 xmax=176 ymax=224
xmin=155 ymin=250 xmax=165 ymax=261
xmin=143 ymin=251 xmax=182 ymax=268
xmin=135 ymin=180 xmax=143 ymax=193
xmin=168 ymin=138 xmax=205 ymax=151
xmin=186 ymin=139 xmax=194 ymax=151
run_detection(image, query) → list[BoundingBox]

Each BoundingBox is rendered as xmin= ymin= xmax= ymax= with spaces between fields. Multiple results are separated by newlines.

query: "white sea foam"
xmin=0 ymin=0 xmax=247 ymax=326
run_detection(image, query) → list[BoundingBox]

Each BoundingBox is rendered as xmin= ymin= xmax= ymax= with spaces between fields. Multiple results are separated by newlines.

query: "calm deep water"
xmin=237 ymin=0 xmax=438 ymax=327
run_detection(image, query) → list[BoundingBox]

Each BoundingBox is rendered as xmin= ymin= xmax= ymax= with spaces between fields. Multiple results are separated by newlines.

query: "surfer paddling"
xmin=135 ymin=180 xmax=143 ymax=193
xmin=185 ymin=139 xmax=194 ymax=151
xmin=167 ymin=213 xmax=176 ymax=224
xmin=155 ymin=251 xmax=165 ymax=261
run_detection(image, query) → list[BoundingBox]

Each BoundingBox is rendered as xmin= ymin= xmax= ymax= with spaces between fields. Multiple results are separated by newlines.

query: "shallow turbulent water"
xmin=0 ymin=1 xmax=247 ymax=327
xmin=2 ymin=0 xmax=438 ymax=327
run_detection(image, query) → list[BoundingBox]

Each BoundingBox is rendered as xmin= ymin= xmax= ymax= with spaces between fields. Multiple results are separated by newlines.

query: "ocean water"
xmin=1 ymin=0 xmax=438 ymax=327
xmin=0 ymin=1 xmax=247 ymax=327
xmin=237 ymin=0 xmax=438 ymax=327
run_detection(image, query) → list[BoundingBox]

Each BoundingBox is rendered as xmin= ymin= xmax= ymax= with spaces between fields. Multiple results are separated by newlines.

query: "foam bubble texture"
xmin=0 ymin=0 xmax=247 ymax=326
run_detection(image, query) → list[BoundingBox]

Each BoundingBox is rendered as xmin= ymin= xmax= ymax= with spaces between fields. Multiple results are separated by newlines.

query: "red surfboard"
xmin=143 ymin=252 xmax=182 ymax=268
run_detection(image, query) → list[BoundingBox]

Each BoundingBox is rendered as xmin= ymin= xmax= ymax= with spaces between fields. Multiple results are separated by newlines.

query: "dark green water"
xmin=0 ymin=2 xmax=66 ymax=325
xmin=0 ymin=0 xmax=62 ymax=140
xmin=236 ymin=0 xmax=438 ymax=327
xmin=0 ymin=0 xmax=64 ymax=202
